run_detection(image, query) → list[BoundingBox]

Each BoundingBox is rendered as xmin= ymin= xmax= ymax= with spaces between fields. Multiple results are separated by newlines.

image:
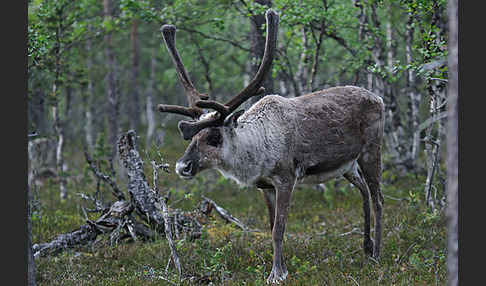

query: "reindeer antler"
xmin=157 ymin=24 xmax=209 ymax=119
xmin=159 ymin=9 xmax=279 ymax=140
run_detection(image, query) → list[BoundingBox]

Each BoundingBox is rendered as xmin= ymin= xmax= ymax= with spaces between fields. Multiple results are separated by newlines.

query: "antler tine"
xmin=224 ymin=9 xmax=279 ymax=114
xmin=159 ymin=24 xmax=206 ymax=118
xmin=157 ymin=104 xmax=199 ymax=118
xmin=178 ymin=117 xmax=221 ymax=140
xmin=176 ymin=9 xmax=279 ymax=140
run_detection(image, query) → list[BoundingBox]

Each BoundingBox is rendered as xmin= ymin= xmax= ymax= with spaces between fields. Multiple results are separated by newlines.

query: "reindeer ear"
xmin=224 ymin=109 xmax=245 ymax=128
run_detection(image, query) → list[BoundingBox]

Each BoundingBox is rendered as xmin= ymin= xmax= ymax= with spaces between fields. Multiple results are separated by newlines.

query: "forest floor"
xmin=31 ymin=127 xmax=447 ymax=285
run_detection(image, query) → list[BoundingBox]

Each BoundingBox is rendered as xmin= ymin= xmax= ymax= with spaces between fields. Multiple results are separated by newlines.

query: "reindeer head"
xmin=158 ymin=9 xmax=279 ymax=179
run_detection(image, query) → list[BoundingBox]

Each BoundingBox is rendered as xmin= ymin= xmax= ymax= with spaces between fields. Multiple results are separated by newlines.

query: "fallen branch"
xmin=200 ymin=196 xmax=252 ymax=231
xmin=33 ymin=224 xmax=100 ymax=258
xmin=33 ymin=130 xmax=200 ymax=257
xmin=152 ymin=159 xmax=182 ymax=279
xmin=338 ymin=227 xmax=364 ymax=237
xmin=33 ymin=200 xmax=154 ymax=257
xmin=118 ymin=130 xmax=165 ymax=227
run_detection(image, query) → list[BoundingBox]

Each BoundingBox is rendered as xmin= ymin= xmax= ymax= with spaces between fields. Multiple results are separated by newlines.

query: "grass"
xmin=31 ymin=127 xmax=447 ymax=285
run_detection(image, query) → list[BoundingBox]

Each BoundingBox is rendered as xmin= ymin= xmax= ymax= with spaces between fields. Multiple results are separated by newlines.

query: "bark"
xmin=355 ymin=0 xmax=373 ymax=90
xmin=369 ymin=2 xmax=385 ymax=97
xmin=422 ymin=5 xmax=448 ymax=208
xmin=33 ymin=223 xmax=101 ymax=257
xmin=249 ymin=0 xmax=274 ymax=104
xmin=57 ymin=83 xmax=73 ymax=199
xmin=52 ymin=81 xmax=67 ymax=199
xmin=385 ymin=10 xmax=403 ymax=166
xmin=117 ymin=130 xmax=165 ymax=227
xmin=446 ymin=0 xmax=458 ymax=284
xmin=152 ymin=161 xmax=182 ymax=278
xmin=103 ymin=0 xmax=120 ymax=159
xmin=84 ymin=37 xmax=95 ymax=151
xmin=295 ymin=26 xmax=309 ymax=95
xmin=145 ymin=46 xmax=156 ymax=148
xmin=405 ymin=13 xmax=422 ymax=168
xmin=50 ymin=13 xmax=68 ymax=199
xmin=28 ymin=183 xmax=36 ymax=286
xmin=129 ymin=19 xmax=140 ymax=130
xmin=32 ymin=200 xmax=152 ymax=257
xmin=117 ymin=131 xmax=202 ymax=240
xmin=308 ymin=20 xmax=325 ymax=92
xmin=29 ymin=89 xmax=47 ymax=136
xmin=28 ymin=137 xmax=37 ymax=285
xmin=385 ymin=16 xmax=393 ymax=75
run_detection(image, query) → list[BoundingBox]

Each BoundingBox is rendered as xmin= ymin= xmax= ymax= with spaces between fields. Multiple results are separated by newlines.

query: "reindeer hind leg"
xmin=358 ymin=143 xmax=383 ymax=259
xmin=344 ymin=163 xmax=373 ymax=257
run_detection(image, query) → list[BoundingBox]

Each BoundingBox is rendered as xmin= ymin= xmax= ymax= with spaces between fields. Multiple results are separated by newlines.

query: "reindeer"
xmin=157 ymin=10 xmax=385 ymax=284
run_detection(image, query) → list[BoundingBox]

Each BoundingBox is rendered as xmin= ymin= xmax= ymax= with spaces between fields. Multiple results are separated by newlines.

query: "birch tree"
xmin=446 ymin=0 xmax=458 ymax=284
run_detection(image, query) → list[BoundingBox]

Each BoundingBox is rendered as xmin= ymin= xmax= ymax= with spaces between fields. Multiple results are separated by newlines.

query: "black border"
xmin=7 ymin=0 xmax=29 ymax=284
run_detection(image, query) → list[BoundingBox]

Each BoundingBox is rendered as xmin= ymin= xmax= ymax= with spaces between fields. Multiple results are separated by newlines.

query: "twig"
xmin=396 ymin=241 xmax=417 ymax=265
xmin=77 ymin=192 xmax=109 ymax=213
xmin=429 ymin=77 xmax=448 ymax=82
xmin=84 ymin=149 xmax=126 ymax=201
xmin=179 ymin=26 xmax=250 ymax=52
xmin=156 ymin=274 xmax=178 ymax=286
xmin=383 ymin=194 xmax=407 ymax=201
xmin=348 ymin=275 xmax=360 ymax=286
xmin=338 ymin=227 xmax=363 ymax=237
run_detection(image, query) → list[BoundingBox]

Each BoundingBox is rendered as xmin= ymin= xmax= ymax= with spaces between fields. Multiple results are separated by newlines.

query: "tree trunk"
xmin=129 ymin=19 xmax=140 ymax=130
xmin=146 ymin=46 xmax=156 ymax=148
xmin=369 ymin=1 xmax=385 ymax=97
xmin=84 ymin=38 xmax=95 ymax=151
xmin=405 ymin=13 xmax=421 ymax=168
xmin=423 ymin=79 xmax=445 ymax=209
xmin=295 ymin=26 xmax=309 ymax=95
xmin=29 ymin=89 xmax=47 ymax=136
xmin=308 ymin=21 xmax=325 ymax=92
xmin=446 ymin=0 xmax=458 ymax=284
xmin=104 ymin=0 xmax=120 ymax=159
xmin=27 ymin=183 xmax=36 ymax=286
xmin=249 ymin=0 xmax=273 ymax=104
xmin=52 ymin=80 xmax=67 ymax=199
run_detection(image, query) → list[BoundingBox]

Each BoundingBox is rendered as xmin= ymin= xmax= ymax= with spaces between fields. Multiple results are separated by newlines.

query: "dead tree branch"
xmin=84 ymin=148 xmax=126 ymax=201
xmin=152 ymin=159 xmax=182 ymax=278
xmin=32 ymin=131 xmax=250 ymax=261
xmin=200 ymin=196 xmax=252 ymax=231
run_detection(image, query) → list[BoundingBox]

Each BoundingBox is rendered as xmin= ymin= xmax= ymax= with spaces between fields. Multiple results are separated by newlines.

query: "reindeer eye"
xmin=207 ymin=128 xmax=222 ymax=147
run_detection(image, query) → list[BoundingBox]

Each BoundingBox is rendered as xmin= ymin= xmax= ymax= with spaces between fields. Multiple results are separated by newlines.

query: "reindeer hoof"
xmin=266 ymin=266 xmax=288 ymax=284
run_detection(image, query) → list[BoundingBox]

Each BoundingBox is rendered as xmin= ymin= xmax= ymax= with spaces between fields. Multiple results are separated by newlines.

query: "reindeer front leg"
xmin=267 ymin=177 xmax=295 ymax=284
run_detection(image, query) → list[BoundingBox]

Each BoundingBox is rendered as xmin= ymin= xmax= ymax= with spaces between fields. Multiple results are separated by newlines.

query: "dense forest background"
xmin=27 ymin=0 xmax=457 ymax=285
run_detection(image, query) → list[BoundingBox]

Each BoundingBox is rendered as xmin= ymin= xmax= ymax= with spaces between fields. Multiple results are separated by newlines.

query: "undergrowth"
xmin=31 ymin=127 xmax=447 ymax=285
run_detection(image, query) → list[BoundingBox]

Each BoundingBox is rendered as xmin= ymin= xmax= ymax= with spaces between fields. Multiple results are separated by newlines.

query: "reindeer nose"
xmin=176 ymin=160 xmax=193 ymax=178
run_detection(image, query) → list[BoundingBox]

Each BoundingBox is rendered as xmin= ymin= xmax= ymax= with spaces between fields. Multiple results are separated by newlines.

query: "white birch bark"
xmin=446 ymin=0 xmax=458 ymax=284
